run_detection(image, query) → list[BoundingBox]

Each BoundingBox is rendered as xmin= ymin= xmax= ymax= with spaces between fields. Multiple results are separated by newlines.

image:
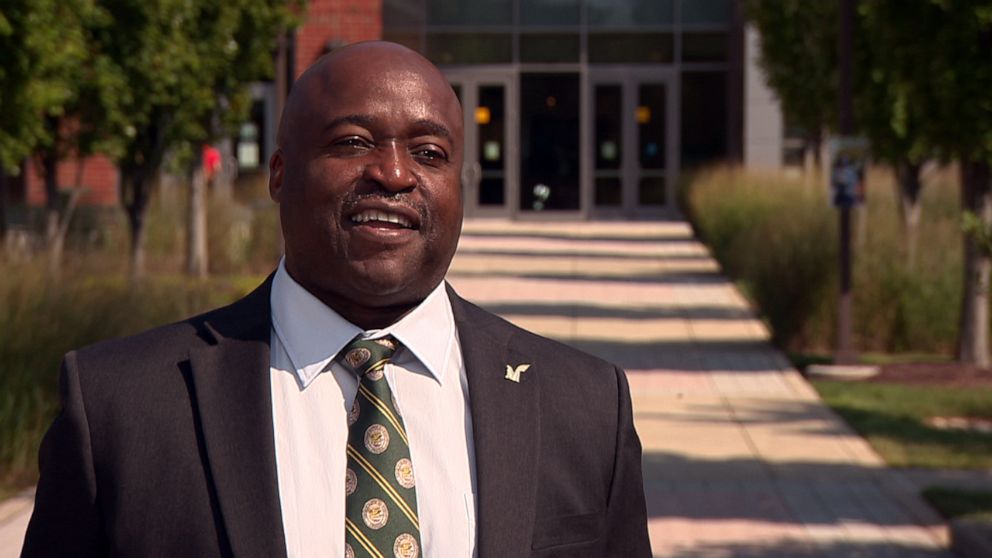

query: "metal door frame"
xmin=444 ymin=68 xmax=519 ymax=218
xmin=585 ymin=67 xmax=679 ymax=219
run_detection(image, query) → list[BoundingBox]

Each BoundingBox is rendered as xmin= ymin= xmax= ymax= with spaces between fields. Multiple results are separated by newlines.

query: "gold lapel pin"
xmin=504 ymin=364 xmax=531 ymax=383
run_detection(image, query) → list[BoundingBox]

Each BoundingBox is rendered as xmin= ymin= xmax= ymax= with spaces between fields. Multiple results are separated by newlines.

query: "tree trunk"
xmin=895 ymin=159 xmax=923 ymax=267
xmin=0 ymin=167 xmax=8 ymax=245
xmin=957 ymin=160 xmax=992 ymax=367
xmin=40 ymin=144 xmax=66 ymax=273
xmin=186 ymin=152 xmax=209 ymax=278
xmin=214 ymin=136 xmax=236 ymax=200
xmin=803 ymin=130 xmax=824 ymax=187
xmin=122 ymin=167 xmax=151 ymax=281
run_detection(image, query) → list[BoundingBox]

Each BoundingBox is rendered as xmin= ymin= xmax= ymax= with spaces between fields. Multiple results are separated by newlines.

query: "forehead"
xmin=304 ymin=52 xmax=462 ymax=138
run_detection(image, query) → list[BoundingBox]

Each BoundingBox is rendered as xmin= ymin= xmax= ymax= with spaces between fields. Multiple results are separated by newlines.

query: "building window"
xmin=588 ymin=33 xmax=674 ymax=64
xmin=520 ymin=33 xmax=580 ymax=63
xmin=682 ymin=32 xmax=728 ymax=63
xmin=426 ymin=33 xmax=513 ymax=64
xmin=520 ymin=0 xmax=580 ymax=26
xmin=427 ymin=0 xmax=512 ymax=25
xmin=587 ymin=0 xmax=674 ymax=26
xmin=680 ymin=0 xmax=730 ymax=25
xmin=681 ymin=71 xmax=727 ymax=167
xmin=237 ymin=123 xmax=261 ymax=170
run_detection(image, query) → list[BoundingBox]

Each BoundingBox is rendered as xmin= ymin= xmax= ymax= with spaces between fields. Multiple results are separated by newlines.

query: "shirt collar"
xmin=270 ymin=259 xmax=454 ymax=389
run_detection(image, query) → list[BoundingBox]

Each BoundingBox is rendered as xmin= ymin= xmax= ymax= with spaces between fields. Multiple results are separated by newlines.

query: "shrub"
xmin=685 ymin=167 xmax=836 ymax=348
xmin=684 ymin=164 xmax=961 ymax=354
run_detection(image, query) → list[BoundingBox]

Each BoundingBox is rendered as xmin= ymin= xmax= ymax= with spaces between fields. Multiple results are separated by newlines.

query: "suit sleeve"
xmin=21 ymin=352 xmax=108 ymax=557
xmin=603 ymin=366 xmax=652 ymax=557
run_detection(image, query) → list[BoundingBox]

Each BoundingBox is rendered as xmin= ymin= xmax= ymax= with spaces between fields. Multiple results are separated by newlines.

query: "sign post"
xmin=834 ymin=0 xmax=859 ymax=366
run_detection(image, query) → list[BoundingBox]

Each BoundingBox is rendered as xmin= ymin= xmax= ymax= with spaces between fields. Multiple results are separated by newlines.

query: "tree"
xmin=861 ymin=0 xmax=992 ymax=366
xmin=0 ymin=0 xmax=102 ymax=264
xmin=854 ymin=5 xmax=932 ymax=266
xmin=178 ymin=0 xmax=302 ymax=278
xmin=88 ymin=0 xmax=299 ymax=279
xmin=744 ymin=0 xmax=839 ymax=173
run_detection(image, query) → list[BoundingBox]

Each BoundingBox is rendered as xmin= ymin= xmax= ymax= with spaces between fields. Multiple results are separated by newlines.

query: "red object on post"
xmin=202 ymin=145 xmax=221 ymax=180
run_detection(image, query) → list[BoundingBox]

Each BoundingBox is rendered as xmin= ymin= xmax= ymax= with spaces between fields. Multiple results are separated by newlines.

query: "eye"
xmin=329 ymin=136 xmax=373 ymax=155
xmin=411 ymin=144 xmax=449 ymax=164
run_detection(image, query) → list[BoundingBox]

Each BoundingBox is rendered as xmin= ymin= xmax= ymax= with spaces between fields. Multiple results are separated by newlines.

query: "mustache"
xmin=341 ymin=191 xmax=429 ymax=222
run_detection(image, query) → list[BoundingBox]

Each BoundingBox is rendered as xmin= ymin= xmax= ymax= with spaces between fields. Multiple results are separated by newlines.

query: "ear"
xmin=268 ymin=149 xmax=284 ymax=202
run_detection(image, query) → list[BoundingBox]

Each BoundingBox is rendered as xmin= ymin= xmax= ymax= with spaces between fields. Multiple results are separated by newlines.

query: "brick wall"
xmin=294 ymin=0 xmax=382 ymax=76
xmin=25 ymin=154 xmax=119 ymax=207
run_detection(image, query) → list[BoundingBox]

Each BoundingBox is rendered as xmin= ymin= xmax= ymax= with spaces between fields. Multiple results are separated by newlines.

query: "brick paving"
xmin=0 ymin=218 xmax=960 ymax=557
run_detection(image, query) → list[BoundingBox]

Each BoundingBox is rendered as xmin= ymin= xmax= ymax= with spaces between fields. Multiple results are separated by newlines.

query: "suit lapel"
xmin=188 ymin=278 xmax=288 ymax=558
xmin=448 ymin=286 xmax=540 ymax=557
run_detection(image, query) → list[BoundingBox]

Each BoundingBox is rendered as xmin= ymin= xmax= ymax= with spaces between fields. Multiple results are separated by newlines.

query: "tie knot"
xmin=338 ymin=335 xmax=399 ymax=378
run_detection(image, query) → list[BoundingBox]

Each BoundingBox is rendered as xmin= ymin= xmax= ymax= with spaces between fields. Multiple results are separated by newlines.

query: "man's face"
xmin=270 ymin=44 xmax=464 ymax=323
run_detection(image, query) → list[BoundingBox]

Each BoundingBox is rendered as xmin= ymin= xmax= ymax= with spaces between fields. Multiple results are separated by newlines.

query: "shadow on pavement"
xmin=451 ymin=270 xmax=726 ymax=284
xmin=455 ymin=248 xmax=712 ymax=260
xmin=477 ymin=303 xmax=754 ymax=321
xmin=655 ymin=540 xmax=951 ymax=558
xmin=568 ymin=340 xmax=783 ymax=371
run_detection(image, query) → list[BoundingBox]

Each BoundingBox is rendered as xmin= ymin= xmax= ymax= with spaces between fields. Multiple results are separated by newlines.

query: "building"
xmin=19 ymin=0 xmax=786 ymax=219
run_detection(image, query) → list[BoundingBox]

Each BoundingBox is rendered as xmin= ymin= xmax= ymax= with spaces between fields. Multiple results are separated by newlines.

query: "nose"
xmin=363 ymin=141 xmax=417 ymax=192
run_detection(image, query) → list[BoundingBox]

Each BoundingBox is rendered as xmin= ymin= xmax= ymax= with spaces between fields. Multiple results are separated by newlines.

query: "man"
xmin=23 ymin=42 xmax=650 ymax=557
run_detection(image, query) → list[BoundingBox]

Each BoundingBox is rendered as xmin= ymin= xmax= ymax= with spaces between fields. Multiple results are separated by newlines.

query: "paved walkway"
xmin=449 ymin=219 xmax=955 ymax=558
xmin=0 ymin=218 xmax=973 ymax=557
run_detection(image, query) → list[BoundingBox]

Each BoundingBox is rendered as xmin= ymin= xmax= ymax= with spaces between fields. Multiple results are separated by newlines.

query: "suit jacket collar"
xmin=448 ymin=285 xmax=540 ymax=557
xmin=188 ymin=275 xmax=288 ymax=558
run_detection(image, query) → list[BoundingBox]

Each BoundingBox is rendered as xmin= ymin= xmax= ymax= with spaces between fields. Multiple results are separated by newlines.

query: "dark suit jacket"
xmin=22 ymin=278 xmax=650 ymax=557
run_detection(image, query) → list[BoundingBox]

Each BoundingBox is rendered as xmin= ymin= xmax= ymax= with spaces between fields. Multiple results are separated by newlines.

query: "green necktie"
xmin=339 ymin=335 xmax=422 ymax=558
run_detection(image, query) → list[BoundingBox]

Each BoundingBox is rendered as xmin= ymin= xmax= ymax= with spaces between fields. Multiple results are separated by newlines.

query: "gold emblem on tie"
xmin=363 ymin=498 xmax=389 ymax=529
xmin=348 ymin=399 xmax=360 ymax=426
xmin=393 ymin=533 xmax=420 ymax=558
xmin=394 ymin=458 xmax=415 ymax=489
xmin=345 ymin=468 xmax=358 ymax=496
xmin=346 ymin=347 xmax=372 ymax=369
xmin=504 ymin=363 xmax=531 ymax=383
xmin=364 ymin=424 xmax=390 ymax=454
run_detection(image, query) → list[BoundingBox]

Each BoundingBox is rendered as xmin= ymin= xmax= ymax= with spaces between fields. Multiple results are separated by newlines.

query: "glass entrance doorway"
xmin=445 ymin=70 xmax=517 ymax=217
xmin=447 ymin=68 xmax=677 ymax=218
xmin=520 ymin=73 xmax=580 ymax=213
xmin=588 ymin=69 xmax=678 ymax=217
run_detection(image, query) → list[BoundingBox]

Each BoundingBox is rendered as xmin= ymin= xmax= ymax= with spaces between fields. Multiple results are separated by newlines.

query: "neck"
xmin=324 ymin=298 xmax=417 ymax=330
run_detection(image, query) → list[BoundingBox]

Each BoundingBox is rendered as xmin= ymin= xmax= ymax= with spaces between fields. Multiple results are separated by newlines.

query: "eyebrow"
xmin=322 ymin=115 xmax=454 ymax=143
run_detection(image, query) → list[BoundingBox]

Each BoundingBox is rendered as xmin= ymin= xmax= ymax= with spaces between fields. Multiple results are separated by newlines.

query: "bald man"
xmin=22 ymin=42 xmax=650 ymax=558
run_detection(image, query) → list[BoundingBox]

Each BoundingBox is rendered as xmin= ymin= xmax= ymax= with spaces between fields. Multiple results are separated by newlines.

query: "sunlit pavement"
xmin=0 ymin=218 xmax=957 ymax=557
xmin=0 ymin=489 xmax=32 ymax=557
xmin=449 ymin=218 xmax=952 ymax=558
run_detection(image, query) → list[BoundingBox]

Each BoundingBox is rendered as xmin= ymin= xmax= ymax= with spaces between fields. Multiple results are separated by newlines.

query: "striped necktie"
xmin=338 ymin=335 xmax=422 ymax=558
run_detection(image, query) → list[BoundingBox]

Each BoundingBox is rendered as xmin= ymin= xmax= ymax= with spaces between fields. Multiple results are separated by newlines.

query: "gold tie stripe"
xmin=339 ymin=336 xmax=422 ymax=558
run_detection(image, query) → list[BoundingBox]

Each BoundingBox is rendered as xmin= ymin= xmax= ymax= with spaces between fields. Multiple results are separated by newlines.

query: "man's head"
xmin=269 ymin=41 xmax=464 ymax=329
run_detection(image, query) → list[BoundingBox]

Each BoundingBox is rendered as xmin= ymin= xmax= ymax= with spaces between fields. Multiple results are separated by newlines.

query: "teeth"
xmin=351 ymin=209 xmax=412 ymax=228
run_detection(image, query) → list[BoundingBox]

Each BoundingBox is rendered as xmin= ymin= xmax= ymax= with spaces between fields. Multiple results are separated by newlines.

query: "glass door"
xmin=444 ymin=70 xmax=517 ymax=217
xmin=519 ymin=72 xmax=581 ymax=214
xmin=588 ymin=69 xmax=678 ymax=217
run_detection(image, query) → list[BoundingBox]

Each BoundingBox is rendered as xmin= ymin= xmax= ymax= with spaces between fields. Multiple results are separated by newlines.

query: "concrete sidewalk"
xmin=449 ymin=219 xmax=954 ymax=557
xmin=0 ymin=218 xmax=966 ymax=557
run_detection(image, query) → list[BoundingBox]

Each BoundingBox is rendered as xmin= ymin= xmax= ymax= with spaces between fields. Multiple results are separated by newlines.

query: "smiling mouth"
xmin=350 ymin=209 xmax=415 ymax=229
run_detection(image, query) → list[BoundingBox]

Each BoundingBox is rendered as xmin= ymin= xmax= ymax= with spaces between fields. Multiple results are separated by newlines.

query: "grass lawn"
xmin=811 ymin=380 xmax=992 ymax=469
xmin=923 ymin=487 xmax=992 ymax=521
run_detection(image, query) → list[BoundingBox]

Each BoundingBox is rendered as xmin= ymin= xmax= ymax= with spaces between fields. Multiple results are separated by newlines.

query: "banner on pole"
xmin=829 ymin=137 xmax=869 ymax=209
